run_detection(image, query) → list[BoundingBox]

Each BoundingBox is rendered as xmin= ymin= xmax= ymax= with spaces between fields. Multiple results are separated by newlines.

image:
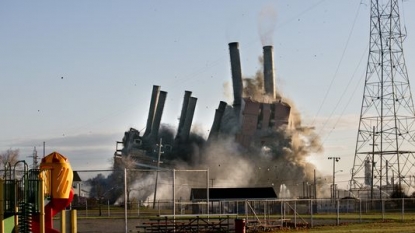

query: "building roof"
xmin=73 ymin=171 xmax=82 ymax=182
xmin=190 ymin=187 xmax=277 ymax=201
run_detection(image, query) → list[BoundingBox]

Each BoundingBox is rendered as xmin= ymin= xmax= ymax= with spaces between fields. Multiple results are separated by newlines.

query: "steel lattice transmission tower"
xmin=350 ymin=0 xmax=415 ymax=198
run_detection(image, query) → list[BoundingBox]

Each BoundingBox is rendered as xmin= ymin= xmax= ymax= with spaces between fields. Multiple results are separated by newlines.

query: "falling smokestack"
xmin=208 ymin=101 xmax=227 ymax=140
xmin=180 ymin=97 xmax=197 ymax=142
xmin=150 ymin=91 xmax=167 ymax=142
xmin=143 ymin=85 xmax=161 ymax=137
xmin=263 ymin=45 xmax=275 ymax=98
xmin=176 ymin=91 xmax=192 ymax=140
xmin=229 ymin=42 xmax=243 ymax=108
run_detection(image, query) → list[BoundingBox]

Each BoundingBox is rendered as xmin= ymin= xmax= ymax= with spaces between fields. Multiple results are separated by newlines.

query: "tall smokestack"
xmin=229 ymin=42 xmax=243 ymax=108
xmin=180 ymin=97 xmax=197 ymax=142
xmin=143 ymin=85 xmax=161 ymax=137
xmin=150 ymin=91 xmax=167 ymax=142
xmin=208 ymin=101 xmax=227 ymax=140
xmin=263 ymin=45 xmax=275 ymax=98
xmin=176 ymin=91 xmax=192 ymax=140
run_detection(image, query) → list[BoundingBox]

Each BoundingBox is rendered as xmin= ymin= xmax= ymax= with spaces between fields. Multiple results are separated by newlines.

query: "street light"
xmin=328 ymin=157 xmax=341 ymax=199
xmin=335 ymin=170 xmax=343 ymax=198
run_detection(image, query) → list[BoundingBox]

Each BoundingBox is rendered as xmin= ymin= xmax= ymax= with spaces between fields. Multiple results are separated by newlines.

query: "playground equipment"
xmin=1 ymin=151 xmax=75 ymax=233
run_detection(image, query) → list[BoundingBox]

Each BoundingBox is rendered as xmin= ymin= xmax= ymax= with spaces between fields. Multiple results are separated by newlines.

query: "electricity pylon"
xmin=350 ymin=0 xmax=415 ymax=198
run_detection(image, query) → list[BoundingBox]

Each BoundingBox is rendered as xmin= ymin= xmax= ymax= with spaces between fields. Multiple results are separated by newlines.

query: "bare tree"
xmin=110 ymin=155 xmax=140 ymax=208
xmin=0 ymin=149 xmax=20 ymax=178
xmin=86 ymin=173 xmax=108 ymax=216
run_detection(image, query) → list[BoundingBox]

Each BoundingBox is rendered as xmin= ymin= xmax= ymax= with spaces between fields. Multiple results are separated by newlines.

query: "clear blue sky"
xmin=1 ymin=0 xmax=415 ymax=187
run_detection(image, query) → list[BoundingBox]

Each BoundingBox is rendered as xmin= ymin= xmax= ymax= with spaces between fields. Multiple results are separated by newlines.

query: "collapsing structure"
xmin=209 ymin=43 xmax=291 ymax=148
xmin=114 ymin=86 xmax=199 ymax=165
xmin=115 ymin=42 xmax=291 ymax=167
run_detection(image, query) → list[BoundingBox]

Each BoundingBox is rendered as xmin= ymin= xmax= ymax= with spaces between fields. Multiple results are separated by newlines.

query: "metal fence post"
xmin=280 ymin=200 xmax=283 ymax=225
xmin=0 ymin=179 xmax=3 ymax=233
xmin=124 ymin=168 xmax=127 ymax=233
xmin=245 ymin=200 xmax=248 ymax=222
xmin=85 ymin=199 xmax=88 ymax=217
xmin=310 ymin=199 xmax=313 ymax=228
xmin=263 ymin=201 xmax=266 ymax=223
xmin=294 ymin=200 xmax=297 ymax=228
xmin=108 ymin=200 xmax=110 ymax=217
xmin=336 ymin=199 xmax=339 ymax=226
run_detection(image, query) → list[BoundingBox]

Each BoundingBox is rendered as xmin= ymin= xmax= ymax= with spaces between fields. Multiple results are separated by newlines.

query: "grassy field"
xmin=72 ymin=207 xmax=415 ymax=232
xmin=73 ymin=218 xmax=415 ymax=233
xmin=72 ymin=215 xmax=415 ymax=232
xmin=290 ymin=221 xmax=415 ymax=233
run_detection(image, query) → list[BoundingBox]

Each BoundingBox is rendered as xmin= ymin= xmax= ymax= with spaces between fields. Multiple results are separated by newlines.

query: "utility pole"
xmin=153 ymin=138 xmax=164 ymax=209
xmin=328 ymin=157 xmax=340 ymax=199
xmin=314 ymin=169 xmax=317 ymax=199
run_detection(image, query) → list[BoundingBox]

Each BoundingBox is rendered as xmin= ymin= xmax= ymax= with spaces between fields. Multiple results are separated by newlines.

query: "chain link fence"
xmin=70 ymin=169 xmax=415 ymax=232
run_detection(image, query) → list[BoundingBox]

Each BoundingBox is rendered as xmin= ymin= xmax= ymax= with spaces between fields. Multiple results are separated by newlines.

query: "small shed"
xmin=190 ymin=187 xmax=277 ymax=201
xmin=73 ymin=171 xmax=82 ymax=183
xmin=189 ymin=187 xmax=277 ymax=214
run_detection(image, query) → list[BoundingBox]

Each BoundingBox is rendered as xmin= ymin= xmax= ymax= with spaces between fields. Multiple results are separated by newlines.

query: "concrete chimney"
xmin=229 ymin=42 xmax=243 ymax=108
xmin=143 ymin=85 xmax=161 ymax=137
xmin=176 ymin=91 xmax=192 ymax=140
xmin=180 ymin=97 xmax=197 ymax=142
xmin=208 ymin=101 xmax=227 ymax=140
xmin=263 ymin=45 xmax=275 ymax=98
xmin=150 ymin=91 xmax=167 ymax=142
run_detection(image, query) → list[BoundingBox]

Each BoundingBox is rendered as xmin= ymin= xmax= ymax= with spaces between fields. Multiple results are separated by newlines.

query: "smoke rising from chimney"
xmin=258 ymin=5 xmax=277 ymax=46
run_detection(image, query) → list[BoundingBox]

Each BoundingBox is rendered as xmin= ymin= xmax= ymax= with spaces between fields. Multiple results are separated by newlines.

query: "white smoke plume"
xmin=258 ymin=4 xmax=278 ymax=46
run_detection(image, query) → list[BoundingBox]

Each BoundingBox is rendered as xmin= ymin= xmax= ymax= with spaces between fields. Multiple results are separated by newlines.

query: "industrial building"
xmin=114 ymin=42 xmax=292 ymax=166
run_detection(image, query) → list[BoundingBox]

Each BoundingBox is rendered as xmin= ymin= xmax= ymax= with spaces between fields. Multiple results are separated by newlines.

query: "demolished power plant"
xmin=113 ymin=42 xmax=323 ymax=200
